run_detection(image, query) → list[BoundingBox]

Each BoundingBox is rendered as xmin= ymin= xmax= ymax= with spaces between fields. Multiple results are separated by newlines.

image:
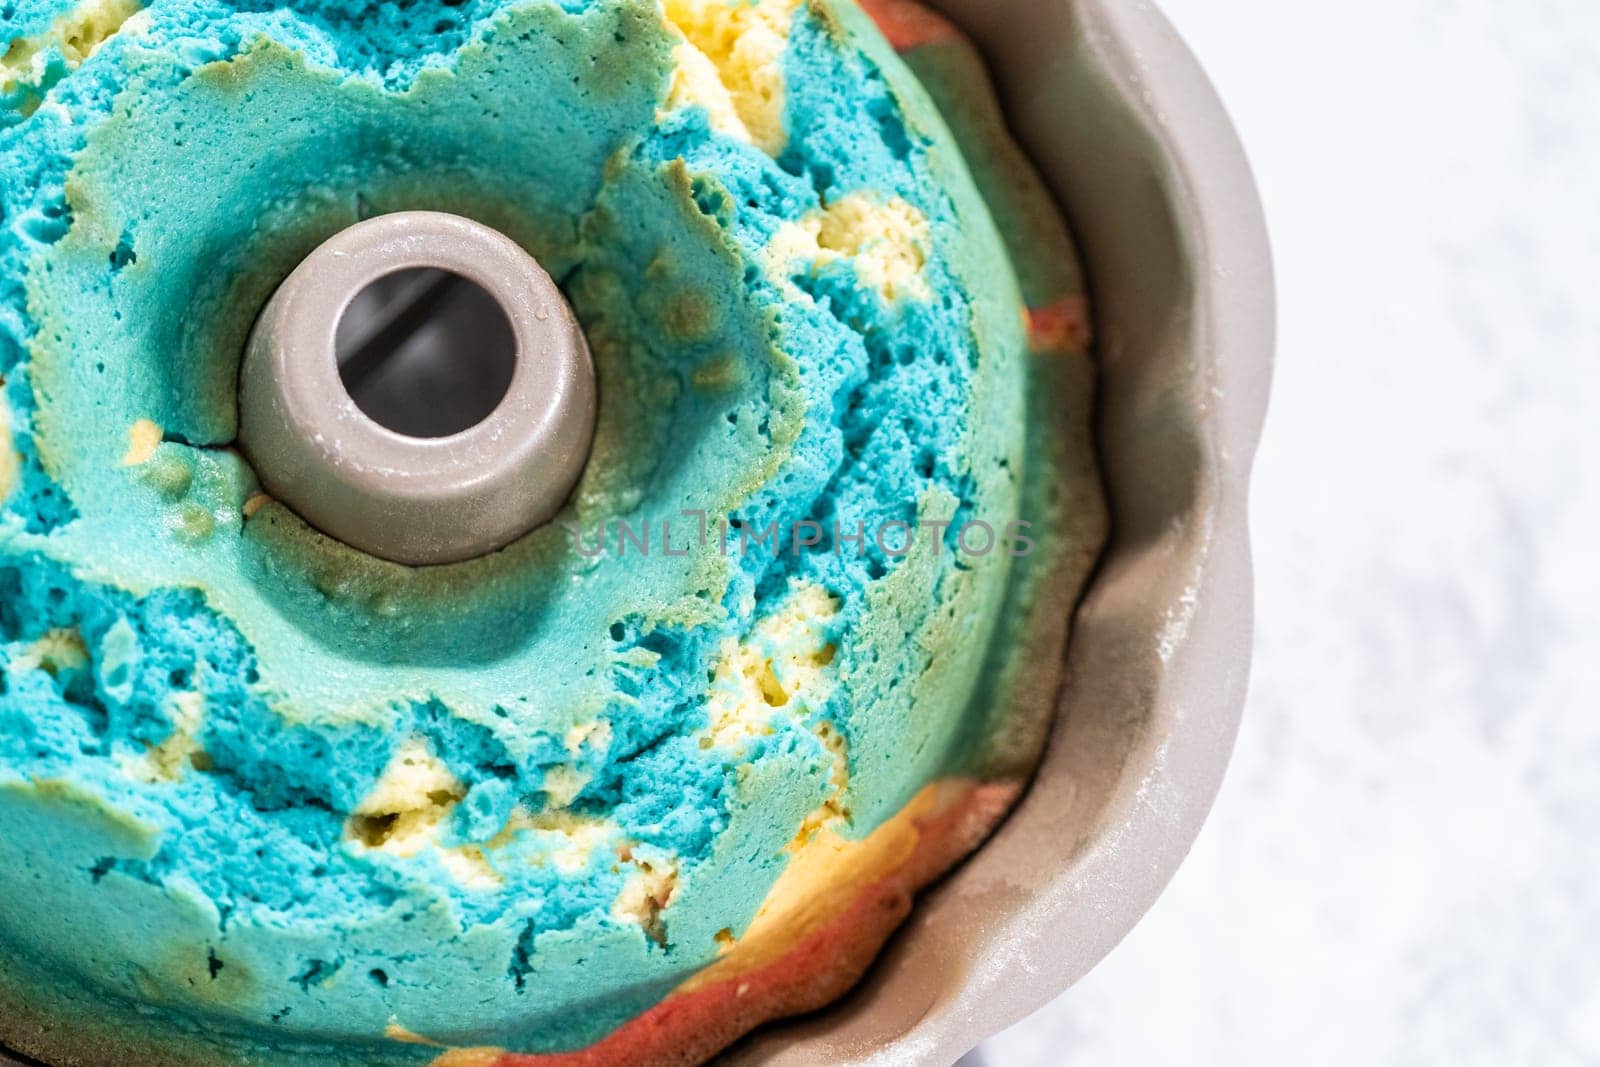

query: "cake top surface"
xmin=0 ymin=0 xmax=1050 ymax=1059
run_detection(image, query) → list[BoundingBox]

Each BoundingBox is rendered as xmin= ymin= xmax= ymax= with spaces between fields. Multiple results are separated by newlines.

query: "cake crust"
xmin=0 ymin=0 xmax=1103 ymax=1063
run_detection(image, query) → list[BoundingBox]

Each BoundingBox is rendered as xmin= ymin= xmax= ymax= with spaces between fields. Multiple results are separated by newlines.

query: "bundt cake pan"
xmin=723 ymin=0 xmax=1274 ymax=1061
xmin=0 ymin=0 xmax=1270 ymax=1063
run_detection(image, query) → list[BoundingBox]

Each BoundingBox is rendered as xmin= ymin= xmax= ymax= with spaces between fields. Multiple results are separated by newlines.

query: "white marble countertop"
xmin=976 ymin=1 xmax=1600 ymax=1063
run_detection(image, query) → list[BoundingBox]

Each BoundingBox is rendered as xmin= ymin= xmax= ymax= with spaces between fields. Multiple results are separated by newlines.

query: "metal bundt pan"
xmin=1 ymin=0 xmax=1271 ymax=1062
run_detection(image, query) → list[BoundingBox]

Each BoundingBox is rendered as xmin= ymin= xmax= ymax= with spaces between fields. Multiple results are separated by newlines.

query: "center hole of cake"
xmin=335 ymin=267 xmax=517 ymax=440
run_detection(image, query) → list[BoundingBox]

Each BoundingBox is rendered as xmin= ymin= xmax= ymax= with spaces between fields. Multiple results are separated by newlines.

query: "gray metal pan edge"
xmin=0 ymin=0 xmax=1271 ymax=1062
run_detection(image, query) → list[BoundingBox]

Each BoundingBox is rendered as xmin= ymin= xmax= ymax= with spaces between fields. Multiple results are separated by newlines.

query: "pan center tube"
xmin=237 ymin=211 xmax=597 ymax=567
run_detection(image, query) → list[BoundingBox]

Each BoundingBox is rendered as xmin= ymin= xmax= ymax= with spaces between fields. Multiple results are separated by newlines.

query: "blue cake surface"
xmin=0 ymin=0 xmax=1075 ymax=1061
